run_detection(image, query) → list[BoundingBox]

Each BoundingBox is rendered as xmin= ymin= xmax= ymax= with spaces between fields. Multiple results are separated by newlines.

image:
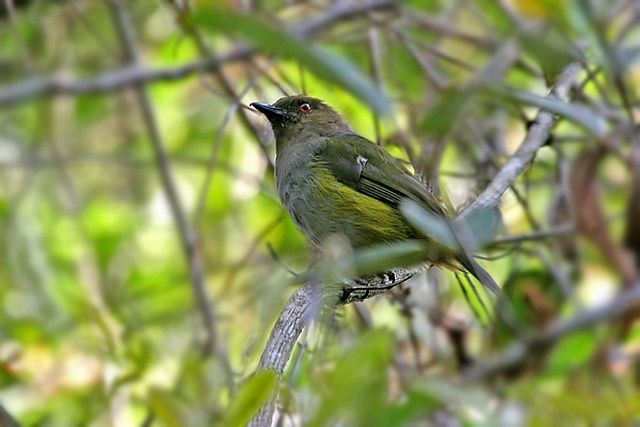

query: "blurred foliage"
xmin=0 ymin=0 xmax=640 ymax=426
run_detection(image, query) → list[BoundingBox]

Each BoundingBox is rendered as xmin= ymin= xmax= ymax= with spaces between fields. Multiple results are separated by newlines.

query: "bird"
xmin=250 ymin=95 xmax=500 ymax=295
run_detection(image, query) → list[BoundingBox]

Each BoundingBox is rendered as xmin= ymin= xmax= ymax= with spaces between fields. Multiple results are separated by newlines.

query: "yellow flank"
xmin=310 ymin=165 xmax=414 ymax=247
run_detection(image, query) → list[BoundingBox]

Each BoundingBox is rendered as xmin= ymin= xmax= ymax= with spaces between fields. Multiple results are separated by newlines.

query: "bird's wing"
xmin=316 ymin=134 xmax=446 ymax=216
xmin=317 ymin=134 xmax=501 ymax=295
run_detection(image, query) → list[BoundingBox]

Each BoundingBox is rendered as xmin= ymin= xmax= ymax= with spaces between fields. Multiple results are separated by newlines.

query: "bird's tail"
xmin=456 ymin=255 xmax=501 ymax=295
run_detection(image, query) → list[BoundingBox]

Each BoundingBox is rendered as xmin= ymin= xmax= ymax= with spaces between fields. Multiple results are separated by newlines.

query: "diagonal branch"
xmin=248 ymin=282 xmax=321 ymax=427
xmin=249 ymin=268 xmax=416 ymax=427
xmin=0 ymin=403 xmax=22 ymax=427
xmin=459 ymin=63 xmax=582 ymax=220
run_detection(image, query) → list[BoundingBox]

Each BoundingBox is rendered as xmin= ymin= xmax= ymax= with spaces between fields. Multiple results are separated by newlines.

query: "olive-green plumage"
xmin=251 ymin=95 xmax=500 ymax=294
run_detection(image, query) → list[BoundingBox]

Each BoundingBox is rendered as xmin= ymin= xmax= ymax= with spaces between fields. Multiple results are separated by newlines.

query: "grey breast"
xmin=275 ymin=141 xmax=325 ymax=244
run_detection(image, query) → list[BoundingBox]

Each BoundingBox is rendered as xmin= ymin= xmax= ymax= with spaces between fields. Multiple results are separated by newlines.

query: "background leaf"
xmin=222 ymin=371 xmax=277 ymax=427
xmin=191 ymin=10 xmax=391 ymax=114
xmin=0 ymin=1 xmax=637 ymax=426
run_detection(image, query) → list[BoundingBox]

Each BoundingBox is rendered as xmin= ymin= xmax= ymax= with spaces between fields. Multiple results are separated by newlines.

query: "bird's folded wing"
xmin=317 ymin=134 xmax=446 ymax=216
xmin=317 ymin=134 xmax=501 ymax=294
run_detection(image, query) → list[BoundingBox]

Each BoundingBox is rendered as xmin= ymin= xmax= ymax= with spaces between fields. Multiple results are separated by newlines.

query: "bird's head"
xmin=251 ymin=95 xmax=352 ymax=145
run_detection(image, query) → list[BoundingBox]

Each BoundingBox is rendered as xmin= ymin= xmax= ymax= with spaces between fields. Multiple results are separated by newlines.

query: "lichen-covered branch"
xmin=249 ymin=267 xmax=417 ymax=427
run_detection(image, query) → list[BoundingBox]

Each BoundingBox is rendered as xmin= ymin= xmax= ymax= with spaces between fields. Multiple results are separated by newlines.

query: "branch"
xmin=488 ymin=224 xmax=575 ymax=246
xmin=169 ymin=0 xmax=276 ymax=172
xmin=108 ymin=0 xmax=219 ymax=356
xmin=249 ymin=268 xmax=416 ymax=427
xmin=0 ymin=0 xmax=397 ymax=107
xmin=464 ymin=283 xmax=640 ymax=380
xmin=459 ymin=63 xmax=582 ymax=219
xmin=249 ymin=282 xmax=321 ymax=427
xmin=0 ymin=404 xmax=22 ymax=427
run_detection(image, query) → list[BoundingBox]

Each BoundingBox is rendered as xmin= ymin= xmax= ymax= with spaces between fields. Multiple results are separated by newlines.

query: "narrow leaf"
xmin=351 ymin=240 xmax=427 ymax=276
xmin=223 ymin=371 xmax=277 ymax=427
xmin=454 ymin=207 xmax=502 ymax=252
xmin=400 ymin=199 xmax=458 ymax=250
xmin=192 ymin=10 xmax=390 ymax=114
xmin=519 ymin=31 xmax=576 ymax=77
xmin=497 ymin=88 xmax=608 ymax=136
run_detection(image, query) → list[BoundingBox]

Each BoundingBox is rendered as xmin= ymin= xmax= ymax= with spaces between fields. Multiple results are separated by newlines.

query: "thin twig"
xmin=405 ymin=10 xmax=495 ymax=48
xmin=367 ymin=25 xmax=384 ymax=144
xmin=108 ymin=0 xmax=219 ymax=356
xmin=489 ymin=224 xmax=575 ymax=246
xmin=70 ymin=0 xmax=120 ymax=58
xmin=465 ymin=283 xmax=640 ymax=380
xmin=0 ymin=0 xmax=397 ymax=106
xmin=168 ymin=0 xmax=274 ymax=170
xmin=3 ymin=0 xmax=34 ymax=74
xmin=193 ymin=98 xmax=242 ymax=224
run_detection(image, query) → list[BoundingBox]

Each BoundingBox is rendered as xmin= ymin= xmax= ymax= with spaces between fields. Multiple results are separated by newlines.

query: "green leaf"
xmin=351 ymin=240 xmax=427 ymax=276
xmin=307 ymin=330 xmax=393 ymax=427
xmin=401 ymin=201 xmax=499 ymax=254
xmin=222 ymin=371 xmax=277 ymax=426
xmin=519 ymin=31 xmax=576 ymax=77
xmin=374 ymin=387 xmax=437 ymax=426
xmin=400 ymin=199 xmax=458 ymax=250
xmin=419 ymin=88 xmax=472 ymax=137
xmin=453 ymin=207 xmax=502 ymax=252
xmin=495 ymin=87 xmax=608 ymax=136
xmin=191 ymin=10 xmax=390 ymax=114
xmin=147 ymin=388 xmax=189 ymax=427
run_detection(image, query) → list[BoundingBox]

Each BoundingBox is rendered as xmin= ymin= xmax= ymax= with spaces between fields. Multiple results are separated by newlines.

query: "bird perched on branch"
xmin=251 ymin=95 xmax=500 ymax=295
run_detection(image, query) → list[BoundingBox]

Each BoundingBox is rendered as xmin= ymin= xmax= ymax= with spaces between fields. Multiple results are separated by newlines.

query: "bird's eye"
xmin=299 ymin=103 xmax=312 ymax=113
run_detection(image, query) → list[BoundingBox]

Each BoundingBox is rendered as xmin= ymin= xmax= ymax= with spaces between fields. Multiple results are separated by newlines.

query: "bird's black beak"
xmin=250 ymin=102 xmax=286 ymax=123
